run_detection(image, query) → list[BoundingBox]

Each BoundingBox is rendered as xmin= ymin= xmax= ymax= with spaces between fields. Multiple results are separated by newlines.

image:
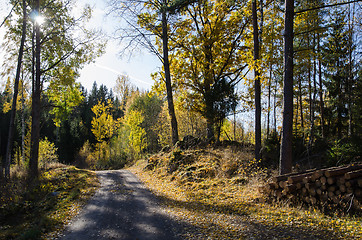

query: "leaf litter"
xmin=129 ymin=147 xmax=362 ymax=239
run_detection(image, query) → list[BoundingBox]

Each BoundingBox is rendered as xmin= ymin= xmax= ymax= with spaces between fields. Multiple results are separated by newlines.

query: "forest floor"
xmin=0 ymin=164 xmax=99 ymax=240
xmin=129 ymin=147 xmax=362 ymax=239
xmin=2 ymin=147 xmax=361 ymax=239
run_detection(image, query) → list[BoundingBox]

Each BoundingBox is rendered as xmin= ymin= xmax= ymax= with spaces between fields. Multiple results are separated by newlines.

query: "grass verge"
xmin=130 ymin=148 xmax=362 ymax=239
xmin=0 ymin=164 xmax=99 ymax=240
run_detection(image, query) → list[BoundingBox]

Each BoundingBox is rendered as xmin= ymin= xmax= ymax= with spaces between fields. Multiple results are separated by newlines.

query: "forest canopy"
xmin=0 ymin=0 xmax=361 ymax=178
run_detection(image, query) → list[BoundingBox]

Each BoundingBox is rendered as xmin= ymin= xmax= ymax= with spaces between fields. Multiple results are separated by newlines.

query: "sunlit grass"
xmin=130 ymin=147 xmax=362 ymax=239
xmin=0 ymin=165 xmax=99 ymax=239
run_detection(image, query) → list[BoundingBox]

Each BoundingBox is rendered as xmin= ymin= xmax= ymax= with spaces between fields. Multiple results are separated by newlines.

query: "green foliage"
xmin=153 ymin=102 xmax=172 ymax=147
xmin=91 ymin=100 xmax=120 ymax=142
xmin=125 ymin=109 xmax=147 ymax=155
xmin=108 ymin=136 xmax=128 ymax=168
xmin=128 ymin=93 xmax=162 ymax=151
xmin=2 ymin=0 xmax=106 ymax=102
xmin=327 ymin=139 xmax=361 ymax=166
xmin=159 ymin=0 xmax=248 ymax=139
xmin=261 ymin=131 xmax=280 ymax=167
xmin=352 ymin=64 xmax=362 ymax=137
xmin=1 ymin=78 xmax=13 ymax=114
xmin=77 ymin=139 xmax=128 ymax=170
xmin=322 ymin=9 xmax=355 ymax=139
xmin=1 ymin=0 xmax=105 ymax=174
xmin=204 ymin=78 xmax=238 ymax=136
xmin=47 ymin=82 xmax=84 ymax=127
xmin=167 ymin=0 xmax=198 ymax=13
xmin=0 ymin=0 xmax=360 ymax=179
xmin=95 ymin=140 xmax=127 ymax=169
xmin=39 ymin=137 xmax=58 ymax=168
xmin=153 ymin=99 xmax=208 ymax=147
xmin=77 ymin=140 xmax=96 ymax=168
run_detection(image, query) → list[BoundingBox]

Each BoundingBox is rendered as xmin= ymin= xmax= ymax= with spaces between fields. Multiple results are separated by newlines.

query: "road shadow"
xmin=57 ymin=170 xmax=199 ymax=240
xmin=58 ymin=170 xmax=347 ymax=239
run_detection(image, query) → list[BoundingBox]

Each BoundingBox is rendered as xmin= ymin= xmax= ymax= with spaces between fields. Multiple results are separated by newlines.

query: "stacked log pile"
xmin=265 ymin=163 xmax=362 ymax=210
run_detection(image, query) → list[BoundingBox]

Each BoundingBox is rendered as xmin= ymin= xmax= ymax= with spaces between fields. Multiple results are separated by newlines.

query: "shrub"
xmin=39 ymin=137 xmax=58 ymax=168
xmin=261 ymin=131 xmax=280 ymax=168
xmin=77 ymin=139 xmax=128 ymax=170
xmin=327 ymin=138 xmax=361 ymax=166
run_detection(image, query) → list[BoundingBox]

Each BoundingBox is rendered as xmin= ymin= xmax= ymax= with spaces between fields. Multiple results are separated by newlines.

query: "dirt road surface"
xmin=57 ymin=170 xmax=189 ymax=240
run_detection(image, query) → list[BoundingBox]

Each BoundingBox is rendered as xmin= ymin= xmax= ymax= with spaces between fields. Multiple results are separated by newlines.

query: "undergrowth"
xmin=0 ymin=164 xmax=99 ymax=240
xmin=130 ymin=147 xmax=362 ymax=239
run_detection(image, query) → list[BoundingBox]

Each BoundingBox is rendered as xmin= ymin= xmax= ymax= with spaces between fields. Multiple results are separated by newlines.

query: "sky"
xmin=76 ymin=0 xmax=161 ymax=91
xmin=0 ymin=0 xmax=161 ymax=92
xmin=0 ymin=0 xmax=262 ymax=132
xmin=0 ymin=0 xmax=279 ymax=132
xmin=78 ymin=41 xmax=160 ymax=91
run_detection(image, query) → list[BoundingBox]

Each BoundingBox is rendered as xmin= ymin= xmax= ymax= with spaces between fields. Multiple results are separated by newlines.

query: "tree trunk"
xmin=294 ymin=80 xmax=298 ymax=134
xmin=279 ymin=0 xmax=294 ymax=175
xmin=347 ymin=3 xmax=354 ymax=136
xmin=308 ymin=48 xmax=312 ymax=140
xmin=5 ymin=0 xmax=27 ymax=179
xmin=252 ymin=0 xmax=261 ymax=161
xmin=317 ymin=33 xmax=325 ymax=138
xmin=337 ymin=62 xmax=342 ymax=139
xmin=308 ymin=33 xmax=317 ymax=146
xmin=29 ymin=0 xmax=41 ymax=180
xmin=206 ymin=118 xmax=214 ymax=141
xmin=21 ymin=77 xmax=25 ymax=164
xmin=233 ymin=107 xmax=236 ymax=141
xmin=298 ymin=77 xmax=304 ymax=134
xmin=310 ymin=35 xmax=317 ymax=145
xmin=267 ymin=61 xmax=272 ymax=139
xmin=274 ymin=77 xmax=277 ymax=132
xmin=161 ymin=3 xmax=179 ymax=145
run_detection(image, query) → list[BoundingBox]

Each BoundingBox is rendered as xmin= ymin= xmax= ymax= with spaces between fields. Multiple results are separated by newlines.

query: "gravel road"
xmin=57 ymin=170 xmax=187 ymax=240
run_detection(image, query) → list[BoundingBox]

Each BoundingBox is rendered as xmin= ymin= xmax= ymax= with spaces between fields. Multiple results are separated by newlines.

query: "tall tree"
xmin=279 ymin=0 xmax=294 ymax=175
xmin=126 ymin=92 xmax=163 ymax=151
xmin=161 ymin=0 xmax=179 ymax=145
xmin=108 ymin=0 xmax=185 ymax=145
xmin=4 ymin=0 xmax=27 ymax=179
xmin=293 ymin=0 xmax=325 ymax=148
xmin=0 ymin=0 xmax=105 ymax=179
xmin=252 ymin=0 xmax=261 ymax=161
xmin=91 ymin=100 xmax=119 ymax=143
xmin=114 ymin=74 xmax=136 ymax=113
xmin=29 ymin=0 xmax=41 ymax=179
xmin=261 ymin=0 xmax=283 ymax=139
xmin=322 ymin=9 xmax=353 ymax=139
xmin=162 ymin=0 xmax=248 ymax=140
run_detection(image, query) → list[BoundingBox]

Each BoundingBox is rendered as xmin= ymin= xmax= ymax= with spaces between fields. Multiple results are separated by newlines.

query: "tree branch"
xmin=0 ymin=1 xmax=19 ymax=28
xmin=295 ymin=0 xmax=362 ymax=14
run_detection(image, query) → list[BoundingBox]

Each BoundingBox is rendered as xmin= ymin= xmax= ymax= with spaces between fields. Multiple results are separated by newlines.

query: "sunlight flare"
xmin=34 ymin=15 xmax=45 ymax=25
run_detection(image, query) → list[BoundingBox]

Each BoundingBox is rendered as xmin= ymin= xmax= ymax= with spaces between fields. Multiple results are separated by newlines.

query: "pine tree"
xmin=322 ymin=9 xmax=352 ymax=139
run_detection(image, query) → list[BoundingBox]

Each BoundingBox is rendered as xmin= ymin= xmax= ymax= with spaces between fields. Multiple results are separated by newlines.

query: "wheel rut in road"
xmin=57 ymin=170 xmax=188 ymax=240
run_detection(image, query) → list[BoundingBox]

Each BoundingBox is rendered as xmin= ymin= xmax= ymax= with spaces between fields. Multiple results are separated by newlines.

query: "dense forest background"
xmin=0 ymin=0 xmax=361 ymax=179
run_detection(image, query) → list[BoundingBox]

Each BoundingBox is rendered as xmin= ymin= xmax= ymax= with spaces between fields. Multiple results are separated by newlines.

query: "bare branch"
xmin=0 ymin=1 xmax=19 ymax=28
xmin=295 ymin=0 xmax=362 ymax=14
